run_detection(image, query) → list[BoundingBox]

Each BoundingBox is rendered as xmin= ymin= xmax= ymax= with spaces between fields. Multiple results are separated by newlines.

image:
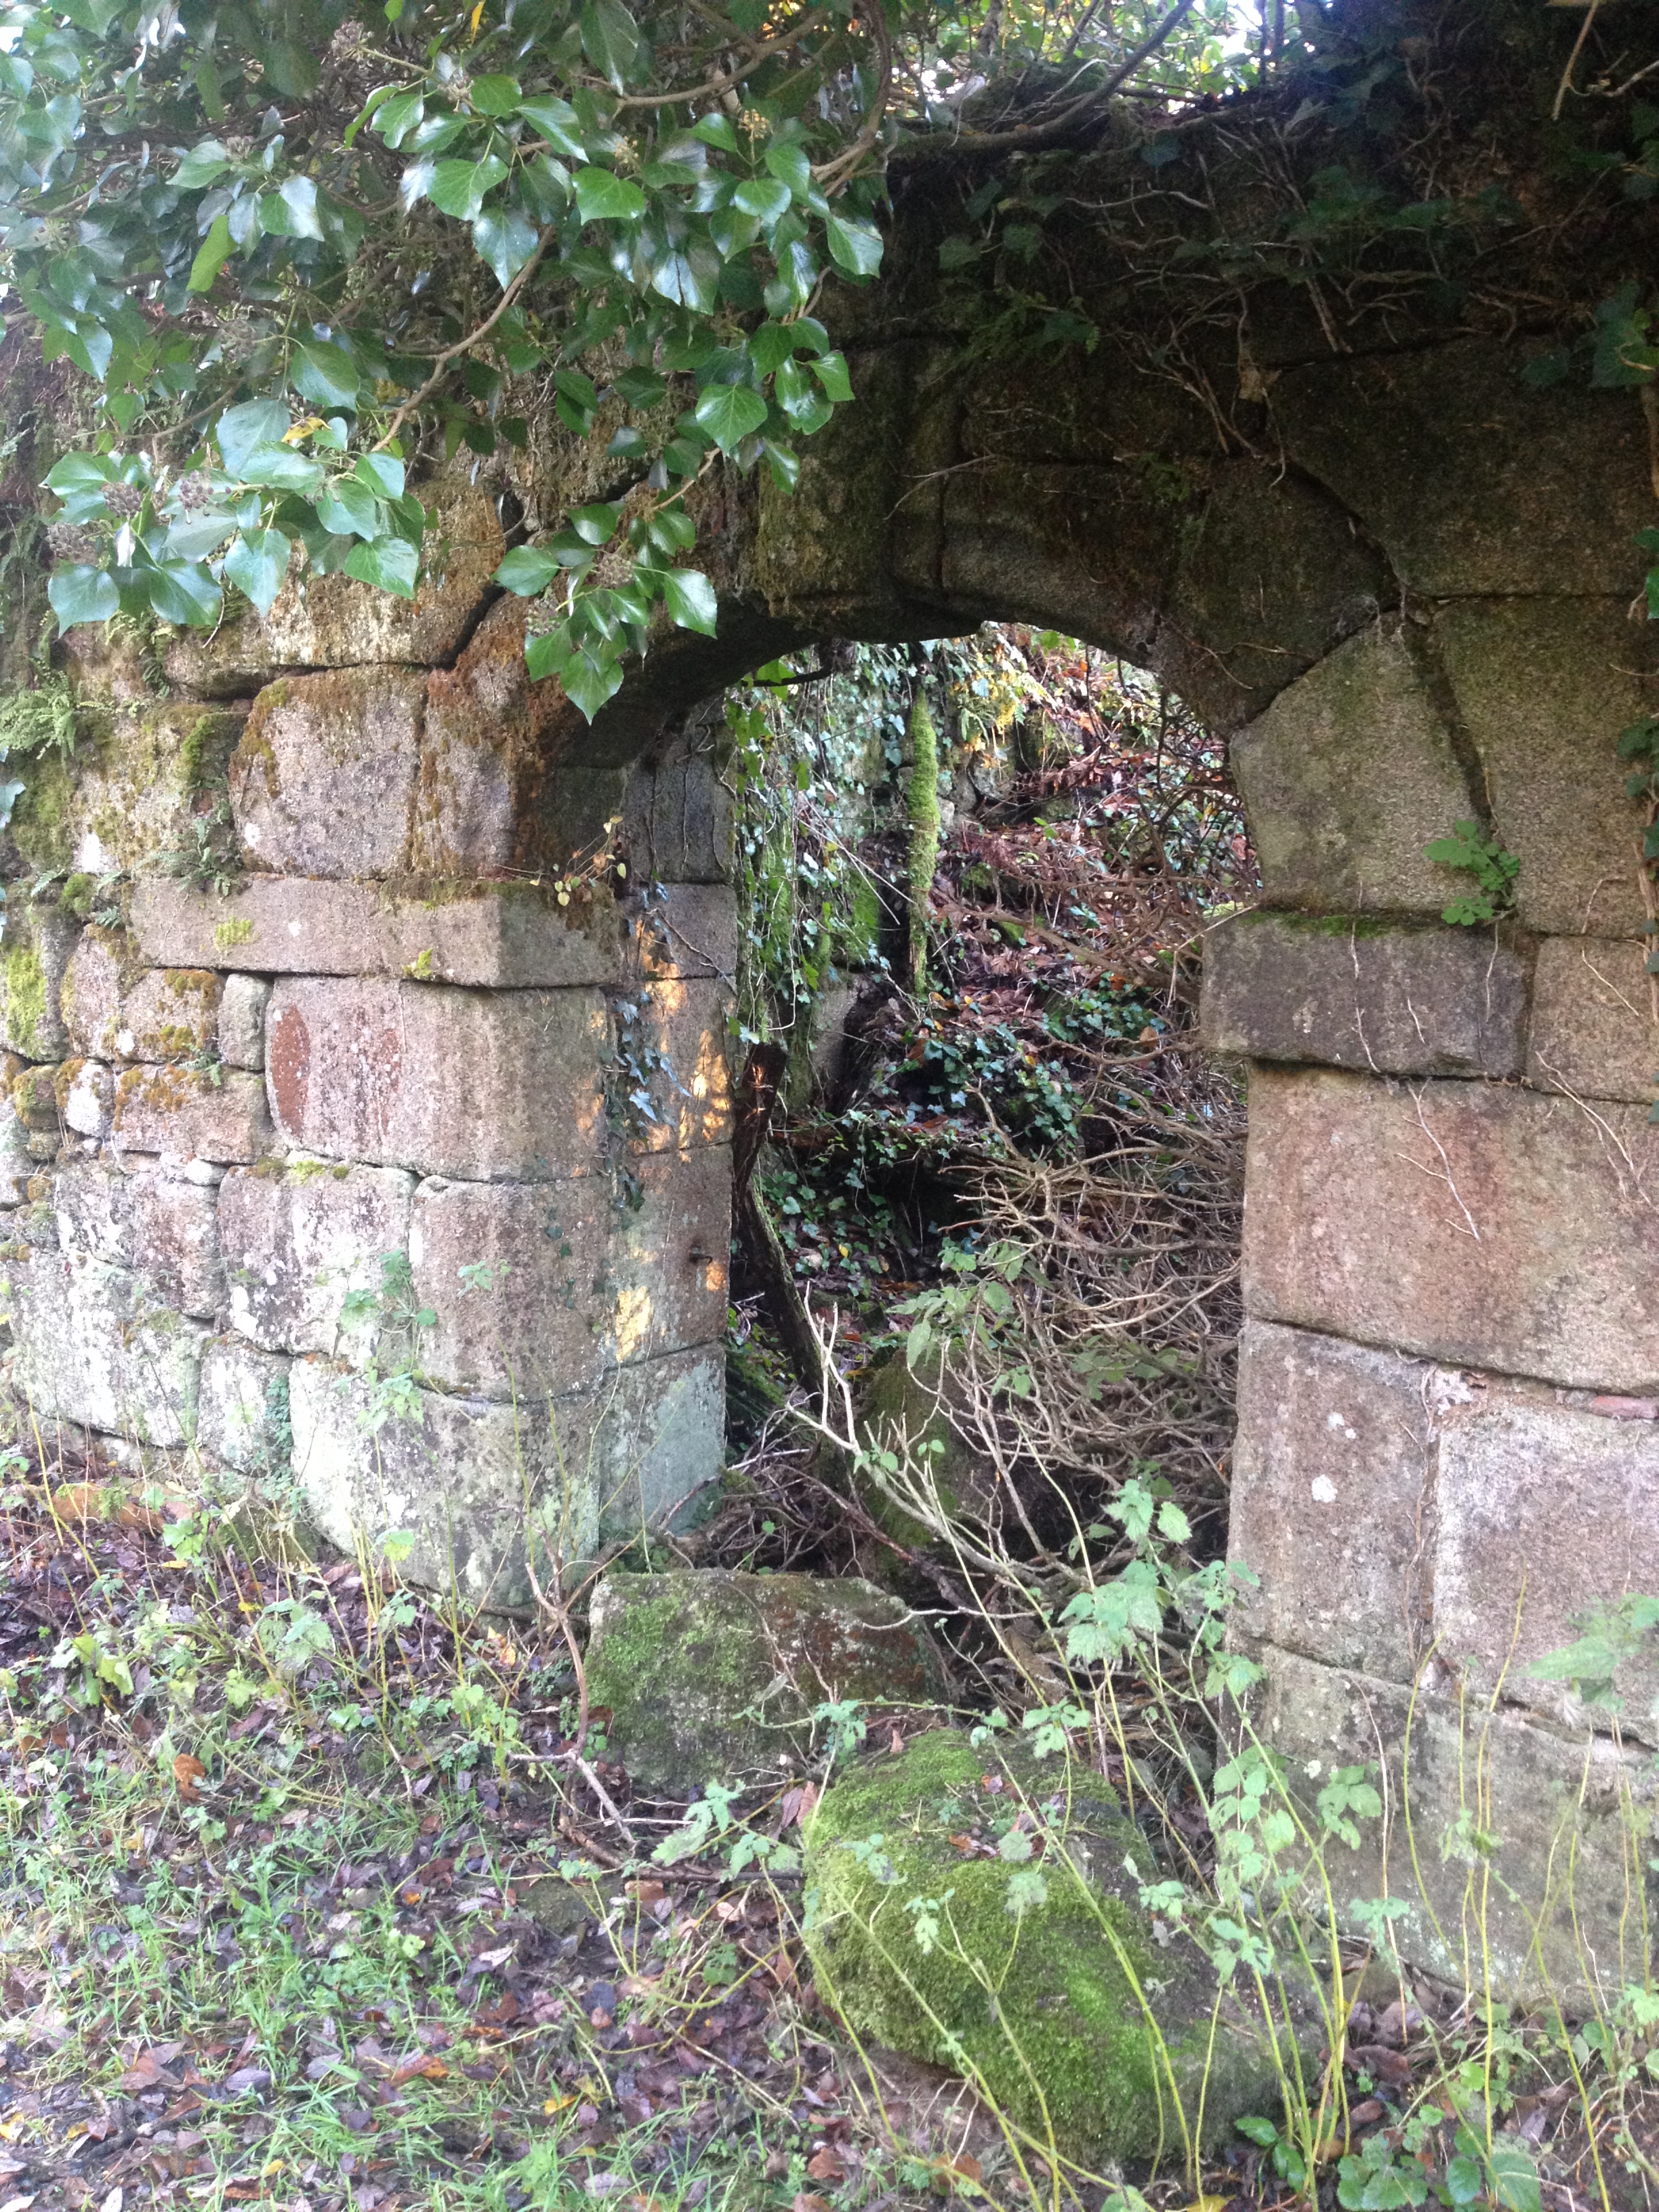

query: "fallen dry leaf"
xmin=388 ymin=2053 xmax=448 ymax=2087
xmin=805 ymin=2150 xmax=846 ymax=2183
xmin=793 ymin=2195 xmax=832 ymax=2212
xmin=172 ymin=1754 xmax=207 ymax=1801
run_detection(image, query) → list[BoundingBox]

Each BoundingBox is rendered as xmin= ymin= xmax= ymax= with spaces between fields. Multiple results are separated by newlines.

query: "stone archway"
xmin=5 ymin=1 xmax=1657 ymax=1992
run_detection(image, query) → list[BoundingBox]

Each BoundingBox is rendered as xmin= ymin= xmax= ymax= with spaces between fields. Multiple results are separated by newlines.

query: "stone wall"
xmin=3 ymin=485 xmax=735 ymax=1607
xmin=1204 ymin=596 xmax=1659 ymax=1999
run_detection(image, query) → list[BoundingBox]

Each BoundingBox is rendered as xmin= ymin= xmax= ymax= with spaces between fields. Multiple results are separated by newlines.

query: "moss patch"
xmin=3 ymin=946 xmax=47 ymax=1059
xmin=804 ymin=1729 xmax=1298 ymax=2165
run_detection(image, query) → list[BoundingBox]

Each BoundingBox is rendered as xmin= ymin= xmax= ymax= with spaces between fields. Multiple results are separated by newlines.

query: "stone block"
xmin=627 ymin=754 xmax=737 ymax=884
xmin=1269 ymin=338 xmax=1655 ymax=598
xmin=412 ymin=598 xmax=569 ymax=878
xmin=11 ymin=1064 xmax=59 ymax=1130
xmin=290 ymin=1343 xmax=723 ymax=1609
xmin=1229 ymin=1319 xmax=1433 ymax=1683
xmin=1 ymin=901 xmax=79 ymax=1059
xmin=61 ymin=926 xmax=146 ymax=1059
xmin=115 ymin=968 xmax=221 ymax=1061
xmin=230 ymin=669 xmax=425 ymax=879
xmin=1526 ymin=935 xmax=1655 ymax=1103
xmin=162 ymin=472 xmax=506 ymax=684
xmin=59 ymin=1059 xmax=112 ymax=1139
xmin=1250 ymin=1644 xmax=1656 ymax=2006
xmin=219 ymin=1162 xmax=415 ymax=1358
xmin=1432 ymin=1395 xmax=1659 ymax=1732
xmin=614 ymin=981 xmax=733 ymax=1155
xmin=198 ymin=1338 xmax=291 ymax=1477
xmin=7 ymin=1247 xmax=207 ymax=1446
xmin=265 ymin=978 xmax=607 ymax=1180
xmin=53 ymin=1155 xmax=224 ymax=1318
xmin=112 ymin=1067 xmax=272 ymax=1166
xmin=409 ymin=1147 xmax=730 ymax=1397
xmin=0 ymin=1105 xmax=32 ymax=1206
xmin=10 ymin=702 xmax=246 ymax=882
xmin=588 ymin=1571 xmax=949 ymax=1791
xmin=1231 ymin=626 xmax=1479 ymax=916
xmin=1202 ymin=912 xmax=1529 ymax=1078
xmin=1436 ymin=599 xmax=1658 ymax=939
xmin=219 ymin=975 xmax=269 ymax=1071
xmin=127 ymin=876 xmax=733 ymax=989
xmin=1243 ymin=1067 xmax=1659 ymax=1392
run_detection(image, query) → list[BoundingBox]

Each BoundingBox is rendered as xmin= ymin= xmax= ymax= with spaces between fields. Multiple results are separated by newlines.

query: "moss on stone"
xmin=3 ymin=946 xmax=47 ymax=1059
xmin=11 ymin=750 xmax=74 ymax=875
xmin=804 ymin=1729 xmax=1300 ymax=2164
xmin=906 ymin=692 xmax=940 ymax=998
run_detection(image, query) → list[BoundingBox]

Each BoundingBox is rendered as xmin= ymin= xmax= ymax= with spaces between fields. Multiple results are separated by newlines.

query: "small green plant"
xmin=1423 ymin=821 xmax=1520 ymax=926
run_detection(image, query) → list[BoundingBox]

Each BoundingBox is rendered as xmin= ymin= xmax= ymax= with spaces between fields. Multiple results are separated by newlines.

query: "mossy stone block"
xmin=585 ymin=1569 xmax=949 ymax=1791
xmin=802 ymin=1728 xmax=1297 ymax=2163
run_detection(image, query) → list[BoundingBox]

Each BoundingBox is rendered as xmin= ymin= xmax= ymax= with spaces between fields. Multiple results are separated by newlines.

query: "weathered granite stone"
xmin=1229 ymin=1319 xmax=1433 ymax=1683
xmin=627 ymin=754 xmax=737 ymax=884
xmin=1243 ymin=1067 xmax=1659 ymax=1391
xmin=220 ymin=1161 xmax=415 ymax=1358
xmin=11 ymin=702 xmax=247 ymax=882
xmin=163 ymin=473 xmax=505 ymax=684
xmin=129 ymin=876 xmax=735 ymax=987
xmin=7 ymin=1248 xmax=207 ymax=1445
xmin=290 ymin=1343 xmax=724 ymax=1607
xmin=1433 ymin=1396 xmax=1659 ymax=1732
xmin=1250 ymin=1644 xmax=1657 ymax=2007
xmin=53 ymin=1155 xmax=224 ymax=1318
xmin=1436 ymin=599 xmax=1659 ymax=940
xmin=1202 ymin=911 xmax=1530 ymax=1077
xmin=0 ymin=1105 xmax=33 ymax=1206
xmin=1231 ymin=626 xmax=1479 ymax=916
xmin=587 ymin=1570 xmax=949 ymax=1790
xmin=11 ymin=1063 xmax=60 ymax=1129
xmin=59 ymin=1058 xmax=112 ymax=1139
xmin=265 ymin=978 xmax=607 ymax=1179
xmin=230 ymin=670 xmax=425 ymax=879
xmin=1 ymin=901 xmax=79 ymax=1059
xmin=614 ymin=981 xmax=734 ymax=1155
xmin=1526 ymin=935 xmax=1656 ymax=1103
xmin=116 ymin=968 xmax=221 ymax=1061
xmin=219 ymin=975 xmax=269 ymax=1071
xmin=413 ymin=597 xmax=567 ymax=878
xmin=61 ymin=926 xmax=146 ymax=1060
xmin=112 ymin=1067 xmax=272 ymax=1165
xmin=198 ymin=1337 xmax=291 ymax=1476
xmin=409 ymin=1146 xmax=730 ymax=1397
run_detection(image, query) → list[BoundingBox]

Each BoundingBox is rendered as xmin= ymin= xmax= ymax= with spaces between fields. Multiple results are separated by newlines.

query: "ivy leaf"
xmin=174 ymin=138 xmax=231 ymax=190
xmin=186 ymin=211 xmax=235 ymax=293
xmin=692 ymin=112 xmax=740 ymax=152
xmin=48 ymin=564 xmax=119 ymax=631
xmin=468 ymin=73 xmax=521 ymax=115
xmin=356 ymin=453 xmax=405 ymax=499
xmin=223 ymin=527 xmax=292 ymax=615
xmin=372 ymin=89 xmax=424 ymax=148
xmin=473 ymin=207 xmax=539 ymax=288
xmin=344 ymin=535 xmax=419 ymax=597
xmin=575 ymin=166 xmax=647 ymax=222
xmin=144 ymin=558 xmax=222 ymax=628
xmin=316 ymin=476 xmax=383 ymax=540
xmin=763 ymin=140 xmax=813 ymax=199
xmin=560 ymin=644 xmax=626 ymax=719
xmin=495 ymin=546 xmax=561 ymax=594
xmin=430 ymin=155 xmax=510 ymax=220
xmin=291 ymin=341 xmax=359 ymax=411
xmin=580 ymin=0 xmax=641 ymax=89
xmin=734 ymin=177 xmax=792 ymax=227
xmin=693 ymin=383 xmax=767 ymax=453
xmin=660 ymin=566 xmax=718 ymax=636
xmin=811 ymin=348 xmax=853 ymax=403
xmin=216 ymin=397 xmax=289 ymax=476
xmin=825 ymin=212 xmax=883 ymax=278
xmin=266 ymin=176 xmax=324 ymax=239
xmin=517 ymin=95 xmax=588 ymax=161
xmin=239 ymin=443 xmax=325 ymax=493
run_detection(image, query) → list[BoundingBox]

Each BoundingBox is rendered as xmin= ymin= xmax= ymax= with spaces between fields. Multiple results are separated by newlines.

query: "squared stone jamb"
xmin=264 ymin=977 xmax=610 ymax=1179
xmin=1229 ymin=624 xmax=1481 ymax=917
xmin=1201 ymin=910 xmax=1529 ymax=1078
xmin=1242 ymin=1065 xmax=1659 ymax=1392
xmin=1526 ymin=936 xmax=1656 ymax=1105
xmin=219 ymin=1161 xmax=415 ymax=1359
xmin=290 ymin=1344 xmax=724 ymax=1610
xmin=1250 ymin=1644 xmax=1655 ymax=2010
xmin=220 ymin=975 xmax=270 ymax=1070
xmin=230 ymin=668 xmax=425 ymax=878
xmin=409 ymin=1146 xmax=731 ymax=1398
xmin=1229 ymin=1319 xmax=1434 ymax=1683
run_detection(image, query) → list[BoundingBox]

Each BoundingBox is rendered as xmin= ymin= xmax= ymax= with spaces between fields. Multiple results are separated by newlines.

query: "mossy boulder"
xmin=585 ymin=1569 xmax=949 ymax=1792
xmin=802 ymin=1727 xmax=1306 ymax=2165
xmin=857 ymin=1351 xmax=1000 ymax=1556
